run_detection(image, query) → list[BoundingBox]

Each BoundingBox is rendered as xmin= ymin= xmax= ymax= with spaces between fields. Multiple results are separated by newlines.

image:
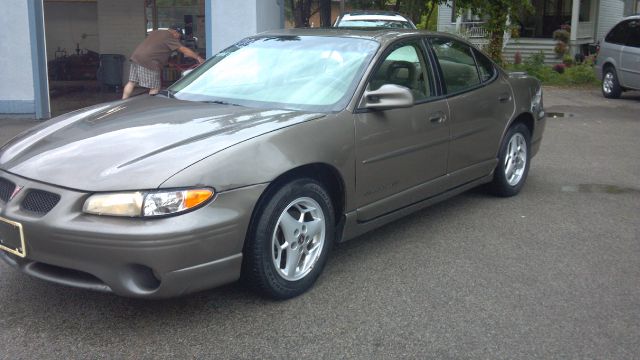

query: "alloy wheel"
xmin=271 ymin=197 xmax=326 ymax=281
xmin=504 ymin=133 xmax=528 ymax=186
xmin=603 ymin=72 xmax=614 ymax=94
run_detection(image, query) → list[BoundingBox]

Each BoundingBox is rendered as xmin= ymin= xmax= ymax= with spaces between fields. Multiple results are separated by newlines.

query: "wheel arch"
xmin=243 ymin=162 xmax=346 ymax=250
xmin=510 ymin=112 xmax=535 ymax=137
xmin=497 ymin=112 xmax=535 ymax=157
xmin=601 ymin=61 xmax=617 ymax=79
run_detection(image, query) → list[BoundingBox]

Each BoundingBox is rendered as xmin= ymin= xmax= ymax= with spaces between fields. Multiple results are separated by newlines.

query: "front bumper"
xmin=0 ymin=171 xmax=267 ymax=298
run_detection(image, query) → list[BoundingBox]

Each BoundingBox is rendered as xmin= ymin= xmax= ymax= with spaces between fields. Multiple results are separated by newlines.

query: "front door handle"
xmin=498 ymin=93 xmax=512 ymax=103
xmin=428 ymin=111 xmax=446 ymax=124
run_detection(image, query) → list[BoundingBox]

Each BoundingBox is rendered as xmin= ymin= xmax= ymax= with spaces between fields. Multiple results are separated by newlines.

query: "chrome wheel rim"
xmin=603 ymin=72 xmax=614 ymax=94
xmin=271 ymin=197 xmax=325 ymax=281
xmin=504 ymin=133 xmax=527 ymax=186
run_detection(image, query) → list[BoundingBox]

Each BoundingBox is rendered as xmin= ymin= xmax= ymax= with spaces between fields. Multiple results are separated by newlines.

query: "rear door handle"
xmin=498 ymin=93 xmax=512 ymax=103
xmin=428 ymin=111 xmax=446 ymax=124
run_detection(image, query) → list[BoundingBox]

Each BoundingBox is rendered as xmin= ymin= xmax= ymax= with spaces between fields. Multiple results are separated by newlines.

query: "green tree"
xmin=453 ymin=0 xmax=532 ymax=64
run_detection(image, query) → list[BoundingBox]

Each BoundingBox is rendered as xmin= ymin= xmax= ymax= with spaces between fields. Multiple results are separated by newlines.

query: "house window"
xmin=579 ymin=0 xmax=590 ymax=22
xmin=451 ymin=0 xmax=457 ymax=23
xmin=623 ymin=0 xmax=637 ymax=16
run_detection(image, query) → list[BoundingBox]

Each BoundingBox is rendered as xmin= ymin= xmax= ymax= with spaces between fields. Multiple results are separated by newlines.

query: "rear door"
xmin=429 ymin=37 xmax=514 ymax=186
xmin=620 ymin=19 xmax=640 ymax=89
xmin=355 ymin=39 xmax=450 ymax=221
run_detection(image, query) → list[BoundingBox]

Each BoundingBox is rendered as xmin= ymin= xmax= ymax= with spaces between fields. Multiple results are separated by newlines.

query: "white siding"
xmin=597 ymin=0 xmax=625 ymax=40
xmin=210 ymin=0 xmax=283 ymax=54
xmin=437 ymin=2 xmax=454 ymax=32
xmin=0 ymin=0 xmax=34 ymax=108
xmin=211 ymin=0 xmax=257 ymax=54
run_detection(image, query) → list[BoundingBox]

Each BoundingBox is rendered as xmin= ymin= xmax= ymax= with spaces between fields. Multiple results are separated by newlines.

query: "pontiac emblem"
xmin=9 ymin=185 xmax=23 ymax=201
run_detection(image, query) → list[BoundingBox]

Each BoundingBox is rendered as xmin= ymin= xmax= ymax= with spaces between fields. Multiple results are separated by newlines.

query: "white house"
xmin=437 ymin=0 xmax=639 ymax=63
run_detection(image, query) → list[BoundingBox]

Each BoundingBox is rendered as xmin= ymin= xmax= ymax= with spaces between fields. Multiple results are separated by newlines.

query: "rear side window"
xmin=627 ymin=20 xmax=640 ymax=48
xmin=605 ymin=21 xmax=629 ymax=45
xmin=473 ymin=49 xmax=495 ymax=82
xmin=430 ymin=38 xmax=480 ymax=93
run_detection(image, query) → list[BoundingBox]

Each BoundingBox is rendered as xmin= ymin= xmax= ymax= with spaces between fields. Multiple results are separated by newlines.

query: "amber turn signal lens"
xmin=185 ymin=189 xmax=214 ymax=209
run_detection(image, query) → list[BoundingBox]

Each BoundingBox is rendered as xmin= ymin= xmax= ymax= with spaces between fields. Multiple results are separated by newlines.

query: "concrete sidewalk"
xmin=0 ymin=117 xmax=41 ymax=146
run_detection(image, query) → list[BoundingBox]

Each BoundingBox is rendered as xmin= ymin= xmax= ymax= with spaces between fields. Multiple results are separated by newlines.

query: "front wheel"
xmin=489 ymin=123 xmax=531 ymax=197
xmin=243 ymin=179 xmax=334 ymax=299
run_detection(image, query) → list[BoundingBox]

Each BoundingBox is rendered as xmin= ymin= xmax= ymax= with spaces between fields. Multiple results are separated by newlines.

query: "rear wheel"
xmin=243 ymin=179 xmax=334 ymax=299
xmin=489 ymin=123 xmax=531 ymax=197
xmin=602 ymin=67 xmax=622 ymax=99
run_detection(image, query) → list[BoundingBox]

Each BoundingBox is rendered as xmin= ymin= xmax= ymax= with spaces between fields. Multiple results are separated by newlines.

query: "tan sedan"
xmin=0 ymin=29 xmax=545 ymax=299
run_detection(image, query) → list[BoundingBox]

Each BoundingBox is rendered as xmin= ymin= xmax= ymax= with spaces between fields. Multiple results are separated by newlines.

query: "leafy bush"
xmin=553 ymin=63 xmax=566 ymax=73
xmin=554 ymin=42 xmax=568 ymax=58
xmin=525 ymin=51 xmax=546 ymax=66
xmin=552 ymin=29 xmax=570 ymax=43
xmin=564 ymin=63 xmax=598 ymax=85
xmin=506 ymin=61 xmax=597 ymax=87
xmin=562 ymin=54 xmax=574 ymax=67
xmin=514 ymin=51 xmax=522 ymax=65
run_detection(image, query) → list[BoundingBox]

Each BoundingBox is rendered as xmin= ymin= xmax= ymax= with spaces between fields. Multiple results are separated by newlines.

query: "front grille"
xmin=21 ymin=190 xmax=61 ymax=214
xmin=0 ymin=178 xmax=16 ymax=202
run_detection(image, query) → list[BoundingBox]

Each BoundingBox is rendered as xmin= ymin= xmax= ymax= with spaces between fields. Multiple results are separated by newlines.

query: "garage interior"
xmin=44 ymin=0 xmax=206 ymax=116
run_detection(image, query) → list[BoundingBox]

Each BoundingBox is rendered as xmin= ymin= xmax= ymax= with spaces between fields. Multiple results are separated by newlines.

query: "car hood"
xmin=0 ymin=96 xmax=325 ymax=191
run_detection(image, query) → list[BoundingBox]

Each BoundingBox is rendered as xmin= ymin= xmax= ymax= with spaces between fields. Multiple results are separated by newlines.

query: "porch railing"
xmin=460 ymin=21 xmax=487 ymax=38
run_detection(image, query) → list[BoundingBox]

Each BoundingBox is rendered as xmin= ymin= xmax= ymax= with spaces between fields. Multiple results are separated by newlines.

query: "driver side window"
xmin=368 ymin=42 xmax=433 ymax=101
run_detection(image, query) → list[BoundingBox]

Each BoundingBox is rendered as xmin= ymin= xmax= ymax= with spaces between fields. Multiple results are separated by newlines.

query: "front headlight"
xmin=83 ymin=188 xmax=214 ymax=217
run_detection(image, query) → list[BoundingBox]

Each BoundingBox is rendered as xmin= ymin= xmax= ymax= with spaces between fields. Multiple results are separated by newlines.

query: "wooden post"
xmin=570 ymin=0 xmax=580 ymax=55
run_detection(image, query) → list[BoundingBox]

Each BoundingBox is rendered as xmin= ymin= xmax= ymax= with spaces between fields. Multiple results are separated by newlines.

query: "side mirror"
xmin=362 ymin=84 xmax=414 ymax=110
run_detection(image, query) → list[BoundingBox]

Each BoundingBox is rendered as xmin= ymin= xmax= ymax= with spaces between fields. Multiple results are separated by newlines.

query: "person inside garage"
xmin=122 ymin=25 xmax=204 ymax=99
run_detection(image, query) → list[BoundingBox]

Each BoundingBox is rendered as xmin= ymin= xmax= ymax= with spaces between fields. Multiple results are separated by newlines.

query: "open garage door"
xmin=42 ymin=0 xmax=206 ymax=117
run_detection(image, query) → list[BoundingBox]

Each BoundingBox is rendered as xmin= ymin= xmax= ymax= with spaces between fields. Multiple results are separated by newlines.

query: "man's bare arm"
xmin=178 ymin=46 xmax=204 ymax=64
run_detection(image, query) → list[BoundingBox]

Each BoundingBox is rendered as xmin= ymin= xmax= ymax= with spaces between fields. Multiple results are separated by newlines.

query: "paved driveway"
xmin=0 ymin=87 xmax=638 ymax=359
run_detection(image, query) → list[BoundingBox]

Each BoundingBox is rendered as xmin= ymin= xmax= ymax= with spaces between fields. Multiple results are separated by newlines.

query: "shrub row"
xmin=505 ymin=51 xmax=599 ymax=86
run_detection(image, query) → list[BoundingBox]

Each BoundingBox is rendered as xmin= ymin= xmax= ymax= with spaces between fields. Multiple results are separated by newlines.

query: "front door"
xmin=355 ymin=39 xmax=450 ymax=222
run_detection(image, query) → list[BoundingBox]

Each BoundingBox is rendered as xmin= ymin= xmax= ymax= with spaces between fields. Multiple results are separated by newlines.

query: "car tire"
xmin=489 ymin=123 xmax=531 ymax=197
xmin=243 ymin=178 xmax=334 ymax=299
xmin=602 ymin=66 xmax=622 ymax=99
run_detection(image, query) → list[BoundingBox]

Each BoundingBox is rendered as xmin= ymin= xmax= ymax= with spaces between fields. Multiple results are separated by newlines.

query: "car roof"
xmin=340 ymin=12 xmax=410 ymax=22
xmin=256 ymin=28 xmax=453 ymax=46
xmin=342 ymin=10 xmax=405 ymax=16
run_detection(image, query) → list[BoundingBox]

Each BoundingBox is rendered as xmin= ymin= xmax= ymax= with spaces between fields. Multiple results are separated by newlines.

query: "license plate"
xmin=0 ymin=217 xmax=26 ymax=258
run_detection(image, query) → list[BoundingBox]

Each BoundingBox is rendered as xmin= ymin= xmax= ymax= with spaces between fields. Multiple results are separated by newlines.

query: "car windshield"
xmin=337 ymin=20 xmax=413 ymax=29
xmin=169 ymin=35 xmax=379 ymax=112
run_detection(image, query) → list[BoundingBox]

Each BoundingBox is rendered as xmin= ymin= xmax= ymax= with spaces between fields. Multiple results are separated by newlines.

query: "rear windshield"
xmin=337 ymin=20 xmax=414 ymax=29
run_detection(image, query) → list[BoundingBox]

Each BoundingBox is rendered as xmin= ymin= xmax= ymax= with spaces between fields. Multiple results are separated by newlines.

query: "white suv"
xmin=334 ymin=11 xmax=417 ymax=29
xmin=594 ymin=15 xmax=640 ymax=98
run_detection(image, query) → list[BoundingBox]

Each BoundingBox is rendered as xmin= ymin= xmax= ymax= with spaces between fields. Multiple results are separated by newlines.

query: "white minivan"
xmin=594 ymin=15 xmax=640 ymax=98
